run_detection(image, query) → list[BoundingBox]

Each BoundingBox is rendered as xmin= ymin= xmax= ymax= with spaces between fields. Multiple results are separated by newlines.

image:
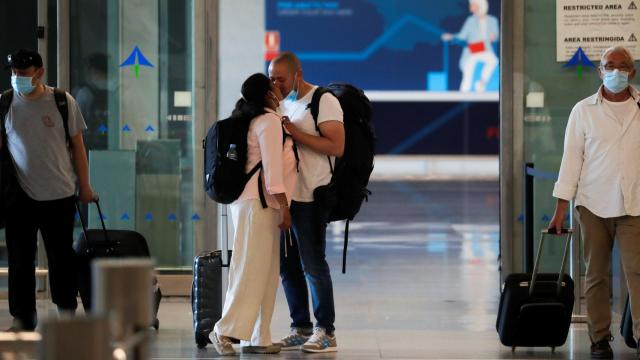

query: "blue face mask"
xmin=11 ymin=75 xmax=36 ymax=95
xmin=602 ymin=69 xmax=629 ymax=94
xmin=285 ymin=74 xmax=298 ymax=102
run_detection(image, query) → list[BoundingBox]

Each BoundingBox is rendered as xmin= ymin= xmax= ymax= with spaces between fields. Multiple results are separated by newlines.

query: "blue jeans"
xmin=280 ymin=200 xmax=335 ymax=333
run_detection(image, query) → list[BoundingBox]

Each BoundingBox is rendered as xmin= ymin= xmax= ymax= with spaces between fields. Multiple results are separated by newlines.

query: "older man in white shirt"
xmin=549 ymin=45 xmax=639 ymax=359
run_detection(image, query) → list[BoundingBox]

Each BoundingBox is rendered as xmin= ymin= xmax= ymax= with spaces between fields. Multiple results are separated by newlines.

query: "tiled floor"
xmin=1 ymin=181 xmax=637 ymax=359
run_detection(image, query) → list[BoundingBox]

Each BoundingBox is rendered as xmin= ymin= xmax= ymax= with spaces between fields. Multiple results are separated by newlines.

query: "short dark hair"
xmin=270 ymin=51 xmax=301 ymax=74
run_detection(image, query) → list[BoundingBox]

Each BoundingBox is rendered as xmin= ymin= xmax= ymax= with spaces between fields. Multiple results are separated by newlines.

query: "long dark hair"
xmin=231 ymin=73 xmax=272 ymax=121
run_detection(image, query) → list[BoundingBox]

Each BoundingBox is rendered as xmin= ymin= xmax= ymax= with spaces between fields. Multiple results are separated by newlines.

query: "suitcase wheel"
xmin=196 ymin=332 xmax=211 ymax=349
xmin=152 ymin=318 xmax=159 ymax=331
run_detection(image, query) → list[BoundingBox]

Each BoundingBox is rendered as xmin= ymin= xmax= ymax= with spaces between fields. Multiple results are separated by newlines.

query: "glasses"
xmin=601 ymin=64 xmax=633 ymax=72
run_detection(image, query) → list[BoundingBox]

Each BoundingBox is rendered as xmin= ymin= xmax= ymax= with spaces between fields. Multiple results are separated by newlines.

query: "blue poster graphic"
xmin=266 ymin=0 xmax=500 ymax=94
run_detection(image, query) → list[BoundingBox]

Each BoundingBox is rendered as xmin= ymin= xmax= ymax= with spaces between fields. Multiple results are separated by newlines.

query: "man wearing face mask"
xmin=268 ymin=52 xmax=344 ymax=353
xmin=0 ymin=49 xmax=95 ymax=331
xmin=73 ymin=53 xmax=110 ymax=150
xmin=549 ymin=45 xmax=639 ymax=359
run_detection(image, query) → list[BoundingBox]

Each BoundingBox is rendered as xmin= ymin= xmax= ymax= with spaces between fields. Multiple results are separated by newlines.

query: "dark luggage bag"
xmin=621 ymin=295 xmax=636 ymax=348
xmin=73 ymin=200 xmax=162 ymax=329
xmin=191 ymin=250 xmax=231 ymax=348
xmin=496 ymin=229 xmax=575 ymax=352
xmin=192 ymin=203 xmax=233 ymax=349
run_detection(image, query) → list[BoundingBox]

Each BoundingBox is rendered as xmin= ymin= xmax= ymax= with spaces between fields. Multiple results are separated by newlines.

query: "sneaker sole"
xmin=241 ymin=348 xmax=281 ymax=354
xmin=302 ymin=346 xmax=338 ymax=353
xmin=280 ymin=346 xmax=303 ymax=351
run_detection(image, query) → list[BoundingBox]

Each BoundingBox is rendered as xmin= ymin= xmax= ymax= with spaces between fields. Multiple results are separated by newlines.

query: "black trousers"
xmin=5 ymin=187 xmax=78 ymax=328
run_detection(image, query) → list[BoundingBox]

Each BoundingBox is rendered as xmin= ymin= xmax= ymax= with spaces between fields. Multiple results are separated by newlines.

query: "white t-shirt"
xmin=603 ymin=97 xmax=638 ymax=127
xmin=3 ymin=86 xmax=87 ymax=201
xmin=280 ymin=86 xmax=343 ymax=202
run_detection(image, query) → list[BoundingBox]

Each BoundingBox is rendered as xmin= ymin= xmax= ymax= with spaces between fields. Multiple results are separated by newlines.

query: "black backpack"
xmin=0 ymin=88 xmax=70 ymax=228
xmin=309 ymin=83 xmax=376 ymax=273
xmin=203 ymin=116 xmax=267 ymax=208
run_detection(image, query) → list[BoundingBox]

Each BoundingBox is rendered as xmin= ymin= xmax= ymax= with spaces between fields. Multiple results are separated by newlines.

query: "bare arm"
xmin=548 ymin=198 xmax=570 ymax=234
xmin=70 ymin=133 xmax=95 ymax=203
xmin=273 ymin=193 xmax=291 ymax=230
xmin=283 ymin=119 xmax=345 ymax=157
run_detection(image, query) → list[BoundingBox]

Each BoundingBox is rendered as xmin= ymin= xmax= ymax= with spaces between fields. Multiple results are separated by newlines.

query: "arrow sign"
xmin=168 ymin=213 xmax=177 ymax=221
xmin=563 ymin=47 xmax=596 ymax=78
xmin=145 ymin=125 xmax=155 ymax=133
xmin=98 ymin=124 xmax=108 ymax=134
xmin=121 ymin=212 xmax=130 ymax=221
xmin=122 ymin=124 xmax=132 ymax=132
xmin=145 ymin=212 xmax=154 ymax=221
xmin=542 ymin=214 xmax=551 ymax=222
xmin=191 ymin=213 xmax=201 ymax=221
xmin=119 ymin=46 xmax=154 ymax=79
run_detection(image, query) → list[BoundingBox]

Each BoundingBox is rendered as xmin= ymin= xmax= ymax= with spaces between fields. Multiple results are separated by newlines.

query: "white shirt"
xmin=280 ymin=86 xmax=344 ymax=202
xmin=553 ymin=86 xmax=640 ymax=218
xmin=603 ymin=97 xmax=637 ymax=127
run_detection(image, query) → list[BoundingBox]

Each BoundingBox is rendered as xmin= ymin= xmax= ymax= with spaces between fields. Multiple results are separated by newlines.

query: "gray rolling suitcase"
xmin=496 ymin=229 xmax=575 ymax=352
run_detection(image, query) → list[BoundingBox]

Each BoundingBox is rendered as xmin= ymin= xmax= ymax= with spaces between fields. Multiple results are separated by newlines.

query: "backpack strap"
xmin=342 ymin=220 xmax=350 ymax=274
xmin=247 ymin=161 xmax=268 ymax=209
xmin=282 ymin=125 xmax=300 ymax=172
xmin=307 ymin=87 xmax=329 ymax=133
xmin=306 ymin=87 xmax=335 ymax=174
xmin=53 ymin=88 xmax=72 ymax=149
xmin=0 ymin=89 xmax=14 ymax=142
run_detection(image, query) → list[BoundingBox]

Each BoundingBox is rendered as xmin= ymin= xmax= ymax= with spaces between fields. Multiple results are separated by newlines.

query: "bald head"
xmin=270 ymin=51 xmax=301 ymax=74
xmin=269 ymin=51 xmax=303 ymax=97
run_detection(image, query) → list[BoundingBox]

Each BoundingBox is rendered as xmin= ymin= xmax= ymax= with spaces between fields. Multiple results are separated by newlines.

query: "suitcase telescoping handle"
xmin=75 ymin=197 xmax=109 ymax=243
xmin=220 ymin=204 xmax=230 ymax=267
xmin=529 ymin=228 xmax=573 ymax=297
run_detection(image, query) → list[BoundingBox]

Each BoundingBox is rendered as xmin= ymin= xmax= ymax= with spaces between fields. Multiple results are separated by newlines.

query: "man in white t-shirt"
xmin=549 ymin=46 xmax=639 ymax=359
xmin=268 ymin=52 xmax=344 ymax=353
xmin=0 ymin=49 xmax=95 ymax=331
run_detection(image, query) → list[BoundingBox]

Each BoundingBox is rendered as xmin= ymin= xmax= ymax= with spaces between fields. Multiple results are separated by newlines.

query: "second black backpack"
xmin=203 ymin=116 xmax=262 ymax=205
xmin=308 ymin=83 xmax=376 ymax=273
xmin=309 ymin=83 xmax=376 ymax=222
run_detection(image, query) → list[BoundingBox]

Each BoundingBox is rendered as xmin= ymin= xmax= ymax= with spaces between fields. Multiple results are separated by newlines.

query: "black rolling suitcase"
xmin=191 ymin=250 xmax=231 ymax=348
xmin=496 ymin=229 xmax=575 ymax=352
xmin=192 ymin=202 xmax=233 ymax=349
xmin=621 ymin=295 xmax=636 ymax=348
xmin=73 ymin=200 xmax=162 ymax=329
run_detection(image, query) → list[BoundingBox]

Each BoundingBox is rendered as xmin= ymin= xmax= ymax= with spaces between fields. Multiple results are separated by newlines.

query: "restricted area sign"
xmin=556 ymin=0 xmax=639 ymax=61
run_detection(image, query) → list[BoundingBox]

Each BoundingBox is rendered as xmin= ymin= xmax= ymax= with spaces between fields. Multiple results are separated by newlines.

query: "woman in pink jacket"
xmin=211 ymin=73 xmax=298 ymax=356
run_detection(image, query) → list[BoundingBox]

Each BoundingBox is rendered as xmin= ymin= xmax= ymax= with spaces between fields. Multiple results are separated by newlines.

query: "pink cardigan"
xmin=237 ymin=108 xmax=298 ymax=209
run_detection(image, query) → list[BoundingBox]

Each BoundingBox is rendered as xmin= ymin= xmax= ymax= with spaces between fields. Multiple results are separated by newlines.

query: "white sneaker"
xmin=302 ymin=327 xmax=337 ymax=353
